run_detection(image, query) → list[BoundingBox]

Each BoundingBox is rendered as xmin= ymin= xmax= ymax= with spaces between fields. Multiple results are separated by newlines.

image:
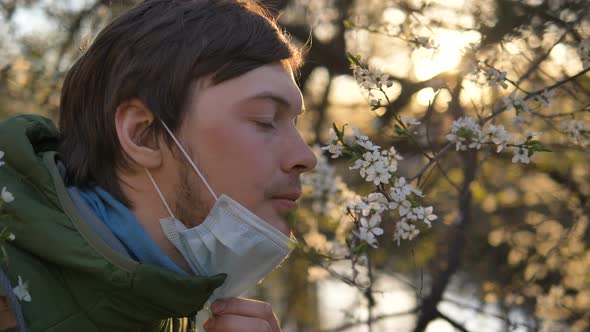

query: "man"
xmin=0 ymin=0 xmax=317 ymax=331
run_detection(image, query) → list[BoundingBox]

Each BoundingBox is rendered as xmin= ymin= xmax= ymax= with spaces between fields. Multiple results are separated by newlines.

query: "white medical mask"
xmin=145 ymin=120 xmax=296 ymax=303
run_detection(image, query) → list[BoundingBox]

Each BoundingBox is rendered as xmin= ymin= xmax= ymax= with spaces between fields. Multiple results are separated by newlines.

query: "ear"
xmin=115 ymin=99 xmax=163 ymax=170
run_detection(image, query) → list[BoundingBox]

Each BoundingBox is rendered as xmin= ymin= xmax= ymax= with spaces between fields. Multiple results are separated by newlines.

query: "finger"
xmin=204 ymin=314 xmax=272 ymax=332
xmin=210 ymin=298 xmax=280 ymax=331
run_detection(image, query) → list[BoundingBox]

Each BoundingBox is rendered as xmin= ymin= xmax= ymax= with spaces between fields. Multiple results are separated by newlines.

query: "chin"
xmin=267 ymin=214 xmax=290 ymax=236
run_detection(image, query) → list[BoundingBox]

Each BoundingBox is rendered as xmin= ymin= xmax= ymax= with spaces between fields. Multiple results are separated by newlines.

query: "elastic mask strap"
xmin=145 ymin=168 xmax=176 ymax=219
xmin=159 ymin=120 xmax=218 ymax=201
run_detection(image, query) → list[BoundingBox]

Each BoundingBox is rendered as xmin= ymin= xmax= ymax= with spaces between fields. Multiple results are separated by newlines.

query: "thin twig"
xmin=436 ymin=309 xmax=470 ymax=332
xmin=409 ymin=143 xmax=453 ymax=183
xmin=320 ymin=307 xmax=420 ymax=332
xmin=482 ymin=67 xmax=590 ymax=125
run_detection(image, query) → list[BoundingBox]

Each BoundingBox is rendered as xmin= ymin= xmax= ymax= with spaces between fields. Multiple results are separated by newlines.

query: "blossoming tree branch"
xmin=298 ymin=3 xmax=590 ymax=331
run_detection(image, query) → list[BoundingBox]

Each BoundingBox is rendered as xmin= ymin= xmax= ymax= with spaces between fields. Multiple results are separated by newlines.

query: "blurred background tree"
xmin=1 ymin=0 xmax=589 ymax=331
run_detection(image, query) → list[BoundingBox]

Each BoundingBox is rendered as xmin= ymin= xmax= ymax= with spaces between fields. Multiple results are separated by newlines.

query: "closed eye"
xmin=254 ymin=121 xmax=276 ymax=130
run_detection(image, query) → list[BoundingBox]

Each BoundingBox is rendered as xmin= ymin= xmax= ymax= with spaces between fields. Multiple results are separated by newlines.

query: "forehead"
xmin=189 ymin=63 xmax=303 ymax=112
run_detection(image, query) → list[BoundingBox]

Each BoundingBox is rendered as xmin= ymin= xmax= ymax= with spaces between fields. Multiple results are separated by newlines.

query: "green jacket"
xmin=0 ymin=114 xmax=225 ymax=332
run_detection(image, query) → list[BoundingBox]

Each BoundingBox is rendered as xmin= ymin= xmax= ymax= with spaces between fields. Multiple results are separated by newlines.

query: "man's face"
xmin=171 ymin=63 xmax=317 ymax=235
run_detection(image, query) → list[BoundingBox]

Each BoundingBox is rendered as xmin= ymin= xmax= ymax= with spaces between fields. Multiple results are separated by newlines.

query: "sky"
xmin=10 ymin=0 xmax=93 ymax=36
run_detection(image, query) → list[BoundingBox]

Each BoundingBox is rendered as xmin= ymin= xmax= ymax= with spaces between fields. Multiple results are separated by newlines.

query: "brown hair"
xmin=58 ymin=0 xmax=302 ymax=206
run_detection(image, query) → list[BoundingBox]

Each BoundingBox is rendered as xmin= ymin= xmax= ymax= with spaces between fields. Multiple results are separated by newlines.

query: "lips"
xmin=271 ymin=191 xmax=301 ymax=211
xmin=273 ymin=191 xmax=302 ymax=201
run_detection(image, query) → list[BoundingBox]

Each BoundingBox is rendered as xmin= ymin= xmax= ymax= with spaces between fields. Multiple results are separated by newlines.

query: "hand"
xmin=203 ymin=298 xmax=281 ymax=332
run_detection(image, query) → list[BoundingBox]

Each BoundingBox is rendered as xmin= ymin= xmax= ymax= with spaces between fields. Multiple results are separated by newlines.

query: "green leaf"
xmin=347 ymin=52 xmax=362 ymax=66
xmin=342 ymin=150 xmax=356 ymax=159
xmin=527 ymin=149 xmax=535 ymax=158
xmin=394 ymin=124 xmax=408 ymax=136
xmin=528 ymin=141 xmax=552 ymax=153
xmin=535 ymin=145 xmax=552 ymax=152
xmin=355 ymin=242 xmax=368 ymax=255
xmin=332 ymin=123 xmax=347 ymax=142
xmin=1 ymin=245 xmax=7 ymax=267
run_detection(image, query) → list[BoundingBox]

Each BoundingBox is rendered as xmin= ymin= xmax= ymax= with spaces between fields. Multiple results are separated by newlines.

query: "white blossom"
xmin=512 ymin=143 xmax=531 ymax=164
xmin=1 ymin=187 xmax=14 ymax=203
xmin=446 ymin=133 xmax=467 ymax=151
xmin=350 ymin=149 xmax=397 ymax=185
xmin=13 ymin=276 xmax=31 ymax=302
xmin=312 ymin=118 xmax=438 ymax=250
xmin=503 ymin=91 xmax=530 ymax=113
xmin=533 ymin=89 xmax=555 ymax=108
xmin=387 ymin=191 xmax=408 ymax=208
xmin=351 ymin=128 xmax=380 ymax=151
xmin=321 ymin=128 xmax=344 ymax=158
xmin=7 ymin=233 xmax=15 ymax=241
xmin=347 ymin=195 xmax=371 ymax=216
xmin=302 ymin=146 xmax=351 ymax=217
xmin=526 ymin=131 xmax=543 ymax=139
xmin=322 ymin=143 xmax=344 ymax=159
xmin=446 ymin=116 xmax=484 ymax=151
xmin=415 ymin=206 xmax=437 ymax=227
xmin=484 ymin=67 xmax=508 ymax=90
xmin=366 ymin=192 xmax=389 ymax=214
xmin=374 ymin=69 xmax=392 ymax=89
xmin=355 ymin=214 xmax=384 ymax=248
xmin=357 ymin=139 xmax=380 ymax=151
xmin=400 ymin=221 xmax=420 ymax=240
xmin=388 ymin=177 xmax=422 ymax=206
xmin=349 ymin=158 xmax=369 ymax=171
xmin=561 ymin=119 xmax=585 ymax=137
xmin=485 ymin=124 xmax=512 ymax=153
xmin=560 ymin=119 xmax=588 ymax=145
xmin=383 ymin=146 xmax=403 ymax=170
xmin=398 ymin=200 xmax=413 ymax=217
xmin=400 ymin=115 xmax=421 ymax=126
xmin=352 ymin=66 xmax=372 ymax=90
xmin=468 ymin=133 xmax=489 ymax=150
xmin=303 ymin=147 xmax=339 ymax=199
xmin=394 ymin=220 xmax=420 ymax=245
xmin=351 ymin=65 xmax=395 ymax=108
xmin=364 ymin=159 xmax=393 ymax=185
xmin=363 ymin=150 xmax=382 ymax=163
xmin=352 ymin=65 xmax=393 ymax=91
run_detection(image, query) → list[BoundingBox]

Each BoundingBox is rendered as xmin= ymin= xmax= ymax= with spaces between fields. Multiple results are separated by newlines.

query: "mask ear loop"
xmin=145 ymin=168 xmax=176 ymax=219
xmin=159 ymin=120 xmax=218 ymax=201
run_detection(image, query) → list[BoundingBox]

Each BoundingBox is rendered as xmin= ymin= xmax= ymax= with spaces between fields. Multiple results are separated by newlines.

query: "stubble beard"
xmin=174 ymin=160 xmax=211 ymax=228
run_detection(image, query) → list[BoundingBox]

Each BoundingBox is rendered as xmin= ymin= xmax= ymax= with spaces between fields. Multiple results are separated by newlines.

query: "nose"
xmin=281 ymin=128 xmax=318 ymax=175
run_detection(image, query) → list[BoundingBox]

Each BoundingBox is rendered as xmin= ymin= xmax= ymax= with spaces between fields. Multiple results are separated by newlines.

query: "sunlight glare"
xmin=416 ymin=87 xmax=436 ymax=106
xmin=382 ymin=7 xmax=406 ymax=25
xmin=413 ymin=30 xmax=467 ymax=81
xmin=425 ymin=319 xmax=455 ymax=332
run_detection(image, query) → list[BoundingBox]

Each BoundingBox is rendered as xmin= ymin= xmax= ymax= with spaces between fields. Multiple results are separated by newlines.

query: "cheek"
xmin=195 ymin=122 xmax=290 ymax=233
xmin=196 ymin=120 xmax=275 ymax=201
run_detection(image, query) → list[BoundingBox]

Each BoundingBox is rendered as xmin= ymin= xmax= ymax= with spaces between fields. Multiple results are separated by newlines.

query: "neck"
xmin=119 ymin=171 xmax=193 ymax=274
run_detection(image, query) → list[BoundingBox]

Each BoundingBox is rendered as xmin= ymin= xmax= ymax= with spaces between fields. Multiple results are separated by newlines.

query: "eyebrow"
xmin=248 ymin=92 xmax=306 ymax=114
